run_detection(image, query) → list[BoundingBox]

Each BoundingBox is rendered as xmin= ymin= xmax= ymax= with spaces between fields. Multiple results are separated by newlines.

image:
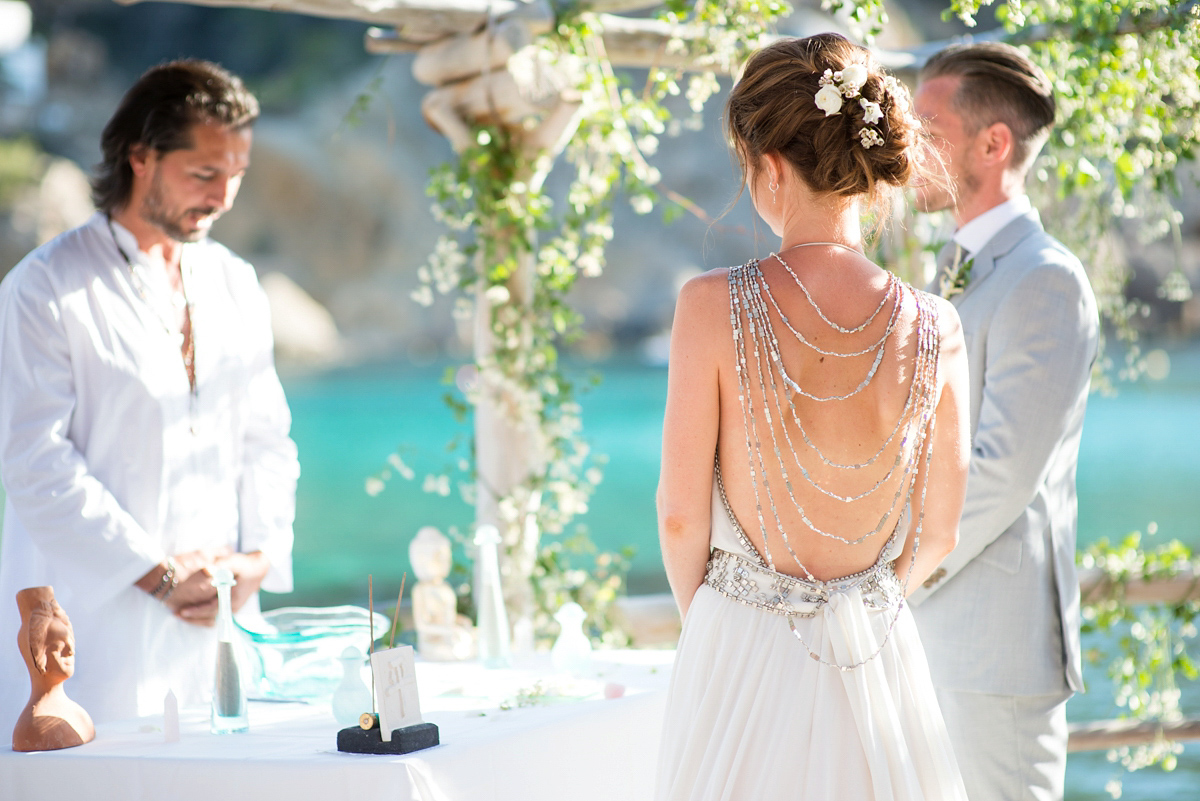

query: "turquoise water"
xmin=280 ymin=343 xmax=1200 ymax=605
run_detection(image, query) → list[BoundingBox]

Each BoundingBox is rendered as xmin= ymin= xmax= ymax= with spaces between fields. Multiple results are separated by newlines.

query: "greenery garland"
xmin=402 ymin=0 xmax=792 ymax=642
xmin=1079 ymin=531 xmax=1198 ymax=793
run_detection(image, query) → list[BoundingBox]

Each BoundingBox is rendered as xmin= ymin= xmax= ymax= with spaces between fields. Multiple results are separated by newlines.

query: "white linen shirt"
xmin=0 ymin=212 xmax=298 ymax=727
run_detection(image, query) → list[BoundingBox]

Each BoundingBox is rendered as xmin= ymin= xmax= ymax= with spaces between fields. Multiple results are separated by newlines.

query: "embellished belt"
xmin=703 ymin=547 xmax=904 ymax=619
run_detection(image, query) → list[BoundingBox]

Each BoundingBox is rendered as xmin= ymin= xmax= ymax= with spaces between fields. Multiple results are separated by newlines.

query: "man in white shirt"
xmin=0 ymin=60 xmax=299 ymax=728
xmin=908 ymin=43 xmax=1099 ymax=801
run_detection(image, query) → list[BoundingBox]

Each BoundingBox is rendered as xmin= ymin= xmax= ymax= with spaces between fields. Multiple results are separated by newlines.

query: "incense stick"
xmin=389 ymin=572 xmax=407 ymax=649
xmin=368 ymin=574 xmax=375 ymax=715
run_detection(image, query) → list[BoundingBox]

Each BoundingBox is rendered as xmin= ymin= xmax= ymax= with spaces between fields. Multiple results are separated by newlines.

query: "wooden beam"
xmin=593 ymin=14 xmax=723 ymax=71
xmin=115 ymin=0 xmax=519 ymax=33
xmin=579 ymin=0 xmax=665 ymax=13
xmin=1068 ymin=718 xmax=1200 ymax=752
xmin=411 ymin=15 xmax=553 ymax=86
xmin=1079 ymin=567 xmax=1200 ymax=606
xmin=364 ymin=27 xmax=429 ymax=52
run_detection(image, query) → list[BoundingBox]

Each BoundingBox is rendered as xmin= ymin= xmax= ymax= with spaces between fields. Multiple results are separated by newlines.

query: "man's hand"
xmin=217 ymin=551 xmax=271 ymax=613
xmin=165 ymin=546 xmax=233 ymax=626
xmin=138 ymin=546 xmax=257 ymax=626
xmin=174 ymin=551 xmax=271 ymax=624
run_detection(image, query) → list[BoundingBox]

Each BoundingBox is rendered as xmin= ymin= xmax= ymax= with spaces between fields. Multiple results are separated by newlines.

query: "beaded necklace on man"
xmin=108 ymin=217 xmax=197 ymax=396
xmin=726 ymin=242 xmax=941 ymax=668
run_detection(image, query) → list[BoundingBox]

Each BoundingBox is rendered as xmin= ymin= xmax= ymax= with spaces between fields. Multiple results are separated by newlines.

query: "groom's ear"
xmin=977 ymin=121 xmax=1015 ymax=170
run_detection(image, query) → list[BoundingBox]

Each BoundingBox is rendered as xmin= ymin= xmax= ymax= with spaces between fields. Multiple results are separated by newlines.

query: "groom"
xmin=909 ymin=43 xmax=1099 ymax=801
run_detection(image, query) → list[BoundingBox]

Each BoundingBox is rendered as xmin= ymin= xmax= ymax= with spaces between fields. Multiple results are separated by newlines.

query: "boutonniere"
xmin=939 ymin=253 xmax=975 ymax=299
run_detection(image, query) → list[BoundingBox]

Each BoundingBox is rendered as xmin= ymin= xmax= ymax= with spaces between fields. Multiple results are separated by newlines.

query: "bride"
xmin=655 ymin=34 xmax=971 ymax=800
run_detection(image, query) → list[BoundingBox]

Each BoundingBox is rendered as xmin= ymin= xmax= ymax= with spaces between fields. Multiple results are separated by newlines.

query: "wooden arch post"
xmin=409 ymin=4 xmax=584 ymax=642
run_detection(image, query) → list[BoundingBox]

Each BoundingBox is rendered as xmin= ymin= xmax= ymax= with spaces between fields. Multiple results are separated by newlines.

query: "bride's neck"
xmin=776 ymin=188 xmax=864 ymax=252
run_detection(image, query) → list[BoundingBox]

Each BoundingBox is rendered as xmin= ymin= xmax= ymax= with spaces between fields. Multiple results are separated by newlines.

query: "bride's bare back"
xmin=715 ymin=247 xmax=945 ymax=582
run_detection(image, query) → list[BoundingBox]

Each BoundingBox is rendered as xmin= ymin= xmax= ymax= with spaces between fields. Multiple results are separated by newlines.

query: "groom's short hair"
xmin=920 ymin=42 xmax=1055 ymax=176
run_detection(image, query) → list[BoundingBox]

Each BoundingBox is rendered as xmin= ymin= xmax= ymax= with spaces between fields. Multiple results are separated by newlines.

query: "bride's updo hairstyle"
xmin=726 ymin=33 xmax=927 ymax=212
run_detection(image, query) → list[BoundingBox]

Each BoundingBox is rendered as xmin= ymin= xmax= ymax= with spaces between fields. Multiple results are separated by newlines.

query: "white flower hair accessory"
xmin=839 ymin=63 xmax=868 ymax=95
xmin=815 ymin=81 xmax=844 ymax=116
xmin=860 ymin=98 xmax=883 ymax=126
xmin=816 ymin=64 xmax=889 ymax=149
xmin=859 ymin=127 xmax=885 ymax=149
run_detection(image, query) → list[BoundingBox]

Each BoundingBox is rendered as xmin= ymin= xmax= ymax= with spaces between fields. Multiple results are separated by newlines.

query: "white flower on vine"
xmin=631 ymin=195 xmax=653 ymax=215
xmin=364 ymin=477 xmax=385 ymax=497
xmin=637 ymin=135 xmax=659 ymax=156
xmin=815 ymin=83 xmax=843 ymax=116
xmin=411 ymin=285 xmax=434 ymax=307
xmin=579 ymin=253 xmax=603 ymax=277
xmin=423 ymin=474 xmax=451 ymax=496
xmin=387 ymin=453 xmax=415 ymax=480
xmin=486 ymin=285 xmax=511 ymax=305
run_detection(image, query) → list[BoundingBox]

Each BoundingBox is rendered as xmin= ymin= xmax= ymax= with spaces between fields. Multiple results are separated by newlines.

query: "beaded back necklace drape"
xmin=726 ymin=243 xmax=941 ymax=666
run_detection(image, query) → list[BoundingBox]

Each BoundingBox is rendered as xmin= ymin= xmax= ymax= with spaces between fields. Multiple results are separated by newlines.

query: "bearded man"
xmin=0 ymin=60 xmax=298 ymax=729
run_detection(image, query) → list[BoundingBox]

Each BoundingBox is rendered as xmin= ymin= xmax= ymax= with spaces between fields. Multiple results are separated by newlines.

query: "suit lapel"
xmin=952 ymin=209 xmax=1044 ymax=303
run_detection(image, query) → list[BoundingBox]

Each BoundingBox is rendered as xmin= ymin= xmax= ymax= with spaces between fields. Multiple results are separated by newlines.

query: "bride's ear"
xmin=761 ymin=151 xmax=784 ymax=190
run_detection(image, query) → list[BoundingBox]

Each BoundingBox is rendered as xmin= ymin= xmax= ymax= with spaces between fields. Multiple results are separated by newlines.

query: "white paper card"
xmin=370 ymin=645 xmax=422 ymax=741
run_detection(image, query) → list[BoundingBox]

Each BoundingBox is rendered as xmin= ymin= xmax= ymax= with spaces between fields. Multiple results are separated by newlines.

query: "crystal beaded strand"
xmin=727 ymin=259 xmax=942 ymax=566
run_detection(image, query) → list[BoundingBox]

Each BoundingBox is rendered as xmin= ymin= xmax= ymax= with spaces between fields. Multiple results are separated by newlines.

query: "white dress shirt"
xmin=953 ymin=195 xmax=1033 ymax=256
xmin=0 ymin=212 xmax=298 ymax=726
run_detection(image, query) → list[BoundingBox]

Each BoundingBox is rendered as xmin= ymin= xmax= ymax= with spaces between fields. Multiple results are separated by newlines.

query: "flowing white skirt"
xmin=655 ymin=582 xmax=968 ymax=801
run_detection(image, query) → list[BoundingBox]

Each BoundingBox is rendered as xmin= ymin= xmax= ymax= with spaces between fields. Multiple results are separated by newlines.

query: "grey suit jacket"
xmin=910 ymin=208 xmax=1097 ymax=696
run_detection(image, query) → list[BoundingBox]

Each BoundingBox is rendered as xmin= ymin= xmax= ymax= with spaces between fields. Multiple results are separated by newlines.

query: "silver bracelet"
xmin=150 ymin=559 xmax=178 ymax=602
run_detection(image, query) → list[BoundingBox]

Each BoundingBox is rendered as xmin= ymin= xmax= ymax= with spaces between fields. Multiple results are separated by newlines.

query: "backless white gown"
xmin=656 ymin=261 xmax=968 ymax=801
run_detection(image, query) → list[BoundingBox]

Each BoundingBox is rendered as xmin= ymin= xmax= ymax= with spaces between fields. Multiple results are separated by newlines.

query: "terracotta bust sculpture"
xmin=409 ymin=527 xmax=475 ymax=661
xmin=12 ymin=587 xmax=95 ymax=751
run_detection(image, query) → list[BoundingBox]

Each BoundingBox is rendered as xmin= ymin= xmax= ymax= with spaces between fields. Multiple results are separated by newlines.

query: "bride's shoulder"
xmin=673 ymin=267 xmax=737 ymax=333
xmin=898 ymin=284 xmax=964 ymax=348
xmin=677 ymin=266 xmax=734 ymax=302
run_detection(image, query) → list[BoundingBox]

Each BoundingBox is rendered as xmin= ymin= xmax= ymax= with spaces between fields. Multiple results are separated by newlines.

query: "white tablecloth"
xmin=0 ymin=650 xmax=675 ymax=801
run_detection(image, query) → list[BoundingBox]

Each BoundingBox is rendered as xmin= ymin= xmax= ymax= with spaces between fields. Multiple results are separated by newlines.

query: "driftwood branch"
xmin=1068 ymin=718 xmax=1200 ymax=752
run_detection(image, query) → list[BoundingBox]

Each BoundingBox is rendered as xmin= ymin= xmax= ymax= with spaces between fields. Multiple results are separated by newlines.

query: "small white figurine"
xmin=551 ymin=602 xmax=593 ymax=675
xmin=332 ymin=646 xmax=372 ymax=726
xmin=409 ymin=526 xmax=476 ymax=661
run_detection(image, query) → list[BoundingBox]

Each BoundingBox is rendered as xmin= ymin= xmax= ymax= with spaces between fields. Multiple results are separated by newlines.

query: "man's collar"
xmin=953 ymin=195 xmax=1032 ymax=255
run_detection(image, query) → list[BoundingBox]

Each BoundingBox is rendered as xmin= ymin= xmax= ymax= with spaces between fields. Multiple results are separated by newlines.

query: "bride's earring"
xmin=769 ymin=179 xmax=779 ymax=205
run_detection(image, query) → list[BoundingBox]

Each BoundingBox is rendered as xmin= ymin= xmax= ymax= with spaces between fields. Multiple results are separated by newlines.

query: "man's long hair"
xmin=91 ymin=59 xmax=259 ymax=214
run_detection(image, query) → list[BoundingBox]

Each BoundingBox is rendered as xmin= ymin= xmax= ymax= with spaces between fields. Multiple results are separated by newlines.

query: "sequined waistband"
xmin=703 ymin=547 xmax=904 ymax=618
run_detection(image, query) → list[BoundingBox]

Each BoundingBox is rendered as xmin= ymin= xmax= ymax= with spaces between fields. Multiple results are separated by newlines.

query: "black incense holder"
xmin=337 ymin=722 xmax=440 ymax=754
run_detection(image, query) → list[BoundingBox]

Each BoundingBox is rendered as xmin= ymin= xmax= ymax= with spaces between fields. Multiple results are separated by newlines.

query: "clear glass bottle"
xmin=210 ymin=567 xmax=248 ymax=733
xmin=473 ymin=525 xmax=511 ymax=669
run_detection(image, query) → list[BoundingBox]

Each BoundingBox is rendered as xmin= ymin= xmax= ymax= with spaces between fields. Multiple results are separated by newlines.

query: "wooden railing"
xmin=1068 ymin=566 xmax=1200 ymax=752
